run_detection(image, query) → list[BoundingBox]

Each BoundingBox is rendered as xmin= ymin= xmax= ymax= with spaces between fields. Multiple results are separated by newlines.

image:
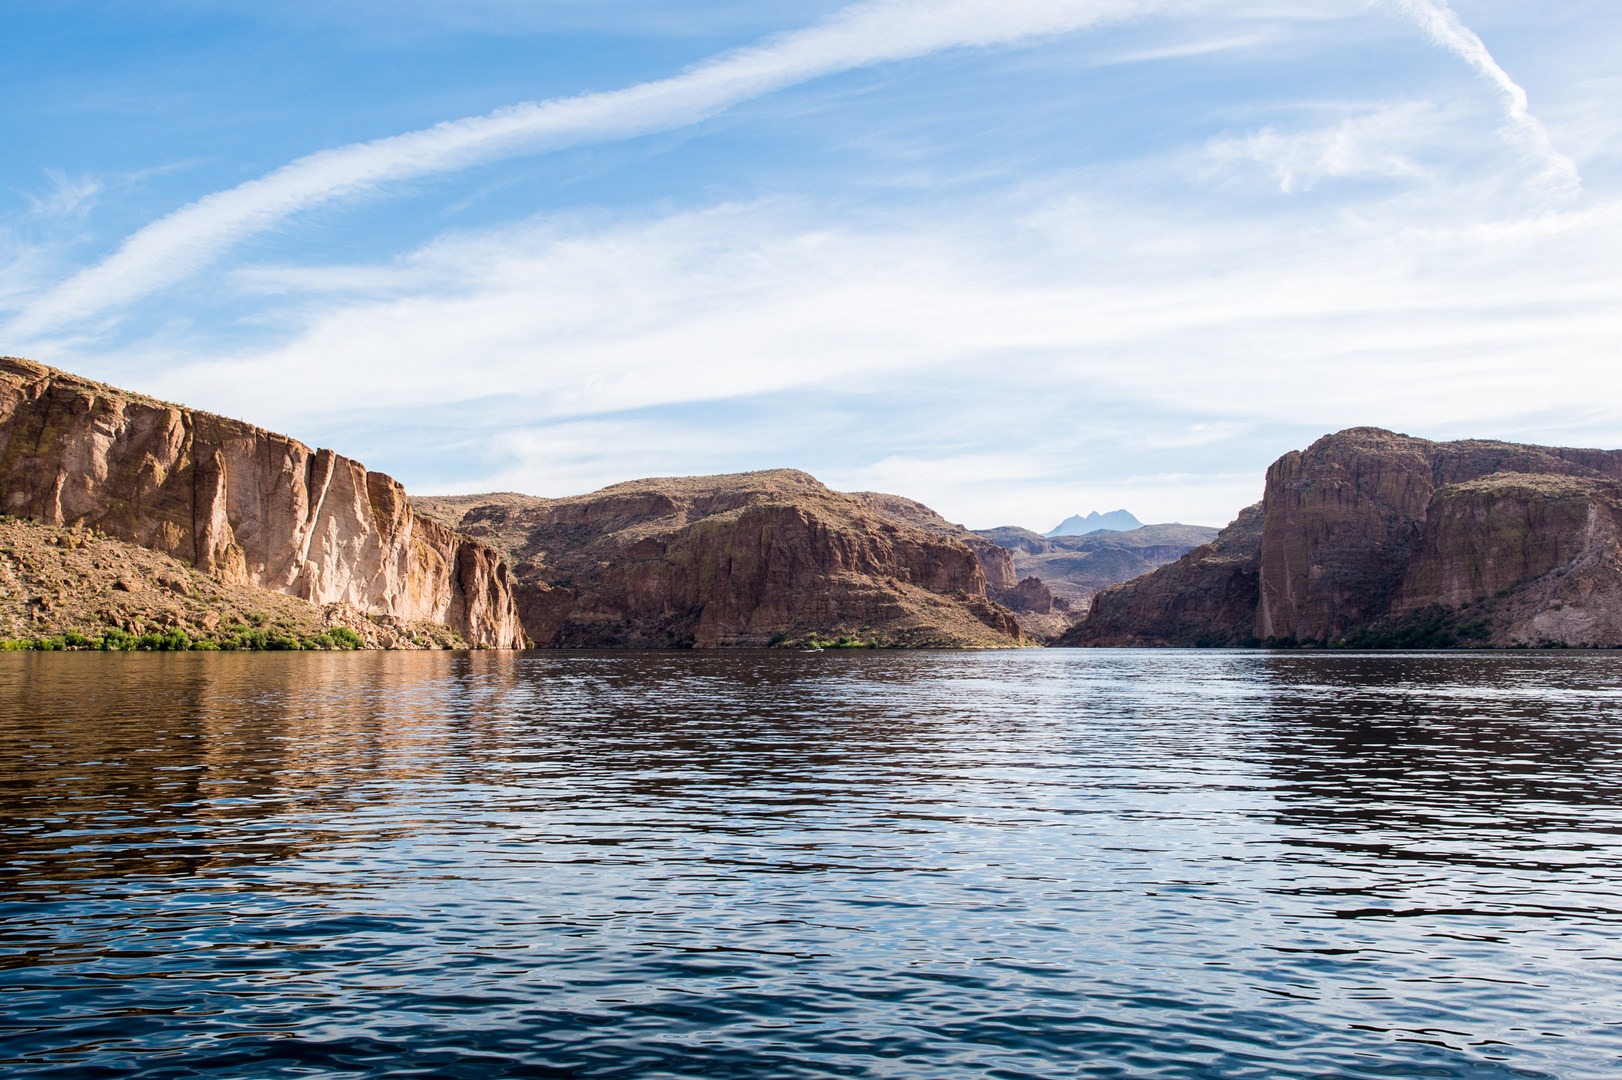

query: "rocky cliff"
xmin=0 ymin=357 xmax=525 ymax=647
xmin=846 ymin=491 xmax=1075 ymax=639
xmin=414 ymin=471 xmax=1024 ymax=648
xmin=0 ymin=515 xmax=472 ymax=649
xmin=1060 ymin=428 xmax=1622 ymax=648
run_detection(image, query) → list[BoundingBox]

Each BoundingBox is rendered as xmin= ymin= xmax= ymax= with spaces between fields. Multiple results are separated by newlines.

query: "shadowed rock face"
xmin=415 ymin=473 xmax=1024 ymax=648
xmin=1058 ymin=504 xmax=1263 ymax=647
xmin=1059 ymin=428 xmax=1622 ymax=648
xmin=1255 ymin=430 xmax=1437 ymax=641
xmin=0 ymin=357 xmax=526 ymax=647
xmin=1395 ymin=474 xmax=1605 ymax=613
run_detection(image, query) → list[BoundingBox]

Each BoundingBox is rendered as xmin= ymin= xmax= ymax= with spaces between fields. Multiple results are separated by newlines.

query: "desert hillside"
xmin=416 ymin=471 xmax=1025 ymax=648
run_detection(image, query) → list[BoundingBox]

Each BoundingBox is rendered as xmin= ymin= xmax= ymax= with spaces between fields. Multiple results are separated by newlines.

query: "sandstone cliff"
xmin=0 ymin=515 xmax=470 ymax=649
xmin=0 ymin=357 xmax=525 ymax=647
xmin=415 ymin=471 xmax=1024 ymax=648
xmin=1059 ymin=428 xmax=1622 ymax=648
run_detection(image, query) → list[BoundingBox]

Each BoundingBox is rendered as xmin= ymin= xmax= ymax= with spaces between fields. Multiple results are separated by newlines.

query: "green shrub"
xmin=229 ymin=628 xmax=269 ymax=650
xmin=101 ymin=628 xmax=136 ymax=651
xmin=1334 ymin=605 xmax=1493 ymax=650
xmin=328 ymin=627 xmax=363 ymax=650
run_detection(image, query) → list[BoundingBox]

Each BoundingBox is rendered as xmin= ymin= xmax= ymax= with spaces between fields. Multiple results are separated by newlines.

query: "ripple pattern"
xmin=3 ymin=649 xmax=1621 ymax=1078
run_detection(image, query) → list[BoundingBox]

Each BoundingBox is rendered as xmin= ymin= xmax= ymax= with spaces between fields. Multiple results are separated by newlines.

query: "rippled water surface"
xmin=3 ymin=649 xmax=1621 ymax=1078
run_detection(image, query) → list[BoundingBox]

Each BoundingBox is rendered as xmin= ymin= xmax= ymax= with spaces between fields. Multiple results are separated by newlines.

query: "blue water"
xmin=2 ymin=649 xmax=1620 ymax=1078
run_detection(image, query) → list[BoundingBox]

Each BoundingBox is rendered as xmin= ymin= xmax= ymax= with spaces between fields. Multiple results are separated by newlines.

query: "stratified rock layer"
xmin=0 ymin=357 xmax=525 ymax=647
xmin=415 ymin=472 xmax=1024 ymax=648
xmin=1061 ymin=428 xmax=1622 ymax=648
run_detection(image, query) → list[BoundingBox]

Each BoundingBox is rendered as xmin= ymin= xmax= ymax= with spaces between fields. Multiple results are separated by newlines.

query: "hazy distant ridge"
xmin=1046 ymin=510 xmax=1143 ymax=537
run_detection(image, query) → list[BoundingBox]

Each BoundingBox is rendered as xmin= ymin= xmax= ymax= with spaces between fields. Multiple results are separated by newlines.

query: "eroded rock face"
xmin=849 ymin=490 xmax=1019 ymax=593
xmin=416 ymin=472 xmax=1024 ymax=648
xmin=1255 ymin=429 xmax=1437 ymax=641
xmin=0 ymin=357 xmax=525 ymax=647
xmin=1002 ymin=576 xmax=1055 ymax=615
xmin=1059 ymin=428 xmax=1622 ymax=648
xmin=1394 ymin=474 xmax=1608 ymax=612
xmin=1058 ymin=504 xmax=1264 ymax=647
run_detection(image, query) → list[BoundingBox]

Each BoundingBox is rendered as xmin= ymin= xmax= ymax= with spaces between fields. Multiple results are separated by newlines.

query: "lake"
xmin=2 ymin=649 xmax=1620 ymax=1078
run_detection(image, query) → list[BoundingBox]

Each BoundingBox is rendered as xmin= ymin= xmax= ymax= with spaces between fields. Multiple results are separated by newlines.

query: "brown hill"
xmin=414 ymin=471 xmax=1024 ymax=648
xmin=0 ymin=357 xmax=524 ymax=647
xmin=1061 ymin=428 xmax=1622 ymax=648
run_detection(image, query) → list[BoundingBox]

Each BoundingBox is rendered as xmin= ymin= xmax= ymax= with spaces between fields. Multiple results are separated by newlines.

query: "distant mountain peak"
xmin=1045 ymin=509 xmax=1143 ymax=537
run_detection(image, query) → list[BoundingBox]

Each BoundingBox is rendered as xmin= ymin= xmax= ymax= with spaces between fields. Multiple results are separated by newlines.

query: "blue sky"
xmin=4 ymin=1 xmax=1620 ymax=530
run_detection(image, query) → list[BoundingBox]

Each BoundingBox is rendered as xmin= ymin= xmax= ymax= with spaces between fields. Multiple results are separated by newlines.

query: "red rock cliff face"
xmin=1255 ymin=430 xmax=1437 ymax=641
xmin=1395 ymin=474 xmax=1607 ymax=611
xmin=0 ymin=357 xmax=525 ymax=647
xmin=1390 ymin=474 xmax=1622 ymax=645
xmin=848 ymin=490 xmax=1020 ymax=592
xmin=1257 ymin=430 xmax=1622 ymax=643
xmin=416 ymin=472 xmax=1024 ymax=648
xmin=1059 ymin=427 xmax=1622 ymax=648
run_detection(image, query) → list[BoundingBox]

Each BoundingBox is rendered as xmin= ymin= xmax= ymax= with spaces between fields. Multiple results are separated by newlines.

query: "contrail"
xmin=8 ymin=0 xmax=1165 ymax=339
xmin=1389 ymin=0 xmax=1580 ymax=193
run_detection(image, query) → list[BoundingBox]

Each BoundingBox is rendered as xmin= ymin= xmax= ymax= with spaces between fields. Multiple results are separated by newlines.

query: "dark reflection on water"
xmin=2 ymin=650 xmax=1621 ymax=1078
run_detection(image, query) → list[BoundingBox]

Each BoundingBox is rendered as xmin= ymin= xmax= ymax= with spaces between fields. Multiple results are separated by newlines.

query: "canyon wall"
xmin=1060 ymin=428 xmax=1622 ymax=648
xmin=0 ymin=357 xmax=525 ymax=647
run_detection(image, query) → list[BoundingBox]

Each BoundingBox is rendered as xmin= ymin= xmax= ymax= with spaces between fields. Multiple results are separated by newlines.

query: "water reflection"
xmin=2 ymin=650 xmax=1620 ymax=1078
xmin=1 ymin=652 xmax=522 ymax=893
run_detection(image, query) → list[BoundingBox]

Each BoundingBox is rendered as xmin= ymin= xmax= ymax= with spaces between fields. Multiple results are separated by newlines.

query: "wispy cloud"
xmin=109 ymin=177 xmax=1622 ymax=522
xmin=1201 ymin=102 xmax=1441 ymax=193
xmin=7 ymin=0 xmax=1173 ymax=339
xmin=1388 ymin=0 xmax=1580 ymax=193
xmin=21 ymin=171 xmax=102 ymax=221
